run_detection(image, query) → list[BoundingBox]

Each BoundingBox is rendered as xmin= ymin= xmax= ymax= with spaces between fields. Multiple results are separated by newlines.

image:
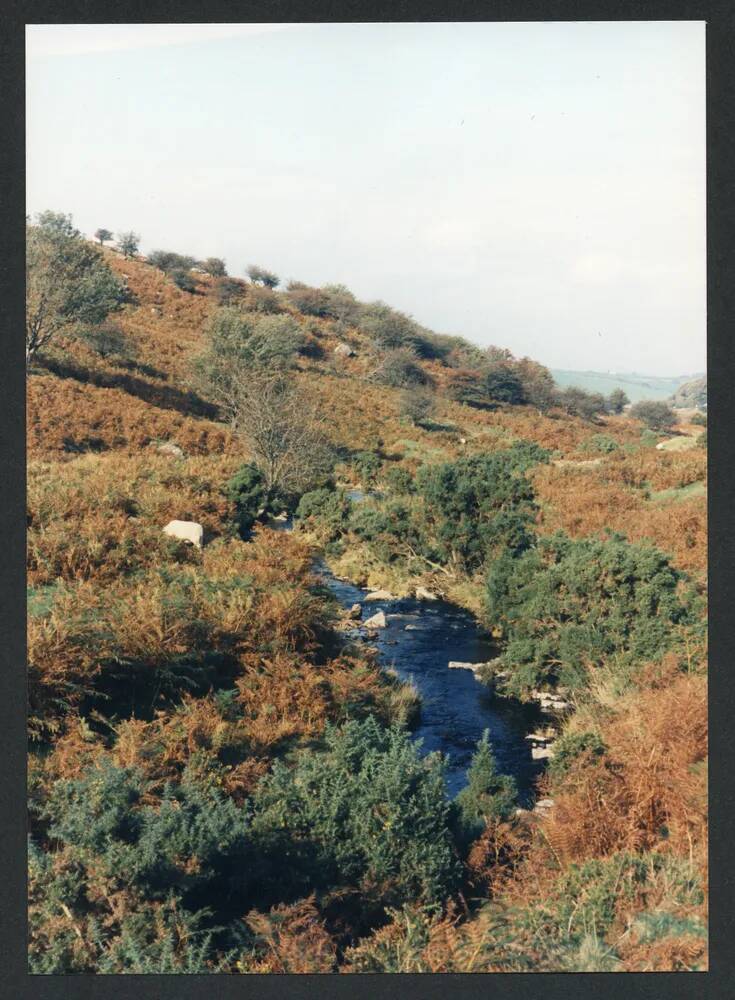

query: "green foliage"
xmin=351 ymin=450 xmax=382 ymax=486
xmin=690 ymin=411 xmax=707 ymax=426
xmin=117 ymin=231 xmax=140 ymax=258
xmin=559 ymin=386 xmax=608 ymax=420
xmin=547 ymin=730 xmax=607 ymax=782
xmin=296 ymin=488 xmax=352 ymax=540
xmin=374 ymin=348 xmax=429 ymax=388
xmin=482 ymin=366 xmax=526 ymax=405
xmin=201 ymin=257 xmax=227 ymax=277
xmin=247 ymin=265 xmax=279 ymax=288
xmin=640 ymin=428 xmax=659 ymax=447
xmin=414 ymin=445 xmax=546 ymax=572
xmin=29 ymin=762 xmax=250 ymax=972
xmin=26 ymin=211 xmax=127 ymax=366
xmin=486 ymin=532 xmax=691 ymax=696
xmin=453 ymin=730 xmax=517 ymax=845
xmin=80 ymin=321 xmax=138 ymax=361
xmin=94 ymin=227 xmax=113 ymax=246
xmin=148 ymin=250 xmax=198 ymax=273
xmin=250 ymin=717 xmax=461 ymax=910
xmin=607 ymin=388 xmax=629 ymax=414
xmin=171 ymin=268 xmax=198 ymax=293
xmin=384 ymin=466 xmax=415 ymax=495
xmin=582 ymin=433 xmax=619 ymax=454
xmin=630 ymin=400 xmax=677 ymax=432
xmin=225 ymin=463 xmax=267 ymax=536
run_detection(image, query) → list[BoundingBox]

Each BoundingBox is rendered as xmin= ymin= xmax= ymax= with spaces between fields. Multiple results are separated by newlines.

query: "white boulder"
xmin=334 ymin=342 xmax=355 ymax=358
xmin=415 ymin=586 xmax=439 ymax=601
xmin=364 ymin=589 xmax=395 ymax=602
xmin=157 ymin=441 xmax=184 ymax=458
xmin=363 ymin=611 xmax=387 ymax=629
xmin=162 ymin=520 xmax=204 ymax=549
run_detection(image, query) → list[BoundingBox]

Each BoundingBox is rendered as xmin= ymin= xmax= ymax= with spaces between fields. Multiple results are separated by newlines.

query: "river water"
xmin=315 ymin=562 xmax=541 ymax=803
xmin=272 ymin=497 xmax=542 ymax=803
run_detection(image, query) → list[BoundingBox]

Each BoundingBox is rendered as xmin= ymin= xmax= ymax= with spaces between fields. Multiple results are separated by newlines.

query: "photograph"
xmin=26 ymin=20 xmax=707 ymax=974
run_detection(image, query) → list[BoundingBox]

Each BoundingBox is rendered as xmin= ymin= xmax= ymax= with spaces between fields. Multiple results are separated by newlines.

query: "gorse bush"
xmin=225 ymin=463 xmax=267 ymax=536
xmin=250 ymin=717 xmax=462 ymax=911
xmin=453 ymin=731 xmax=517 ymax=847
xmin=486 ymin=532 xmax=692 ymax=695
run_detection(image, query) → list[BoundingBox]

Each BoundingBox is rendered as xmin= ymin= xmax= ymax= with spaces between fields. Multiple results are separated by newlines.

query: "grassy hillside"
xmin=27 ymin=238 xmax=707 ymax=973
xmin=551 ymin=368 xmax=704 ymax=403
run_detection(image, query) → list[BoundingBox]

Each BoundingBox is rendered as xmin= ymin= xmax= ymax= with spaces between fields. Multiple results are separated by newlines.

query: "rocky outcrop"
xmin=364 ymin=589 xmax=395 ymax=602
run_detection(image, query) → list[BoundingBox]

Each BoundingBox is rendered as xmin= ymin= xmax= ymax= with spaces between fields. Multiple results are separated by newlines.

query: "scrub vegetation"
xmin=27 ymin=214 xmax=707 ymax=973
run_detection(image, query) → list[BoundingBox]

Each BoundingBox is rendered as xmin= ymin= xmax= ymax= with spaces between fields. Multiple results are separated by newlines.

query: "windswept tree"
xmin=26 ymin=212 xmax=127 ymax=368
xmin=200 ymin=257 xmax=227 ymax=277
xmin=247 ymin=264 xmax=280 ymax=288
xmin=94 ymin=227 xmax=113 ymax=246
xmin=117 ymin=230 xmax=140 ymax=259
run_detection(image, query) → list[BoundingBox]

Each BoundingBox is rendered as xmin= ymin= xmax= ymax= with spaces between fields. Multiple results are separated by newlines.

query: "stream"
xmin=273 ymin=495 xmax=543 ymax=804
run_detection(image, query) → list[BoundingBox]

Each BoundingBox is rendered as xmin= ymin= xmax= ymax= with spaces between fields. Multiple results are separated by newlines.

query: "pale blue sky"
xmin=26 ymin=22 xmax=705 ymax=374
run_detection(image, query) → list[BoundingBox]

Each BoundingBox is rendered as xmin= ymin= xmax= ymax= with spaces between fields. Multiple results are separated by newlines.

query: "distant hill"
xmin=669 ymin=375 xmax=707 ymax=411
xmin=551 ymin=369 xmax=705 ymax=404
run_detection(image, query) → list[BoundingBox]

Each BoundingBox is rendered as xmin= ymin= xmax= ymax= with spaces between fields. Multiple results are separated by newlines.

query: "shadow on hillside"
xmin=37 ymin=355 xmax=219 ymax=420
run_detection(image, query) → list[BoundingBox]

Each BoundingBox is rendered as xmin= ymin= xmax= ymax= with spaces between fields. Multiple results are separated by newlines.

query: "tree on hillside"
xmin=630 ymin=400 xmax=677 ymax=433
xmin=559 ymin=386 xmax=607 ymax=421
xmin=148 ymin=250 xmax=197 ymax=273
xmin=117 ymin=231 xmax=140 ymax=258
xmin=200 ymin=257 xmax=227 ymax=277
xmin=230 ymin=371 xmax=335 ymax=509
xmin=94 ymin=228 xmax=113 ymax=247
xmin=193 ymin=308 xmax=304 ymax=425
xmin=607 ymin=388 xmax=629 ymax=414
xmin=26 ymin=212 xmax=127 ymax=368
xmin=482 ymin=366 xmax=526 ymax=405
xmin=247 ymin=265 xmax=280 ymax=288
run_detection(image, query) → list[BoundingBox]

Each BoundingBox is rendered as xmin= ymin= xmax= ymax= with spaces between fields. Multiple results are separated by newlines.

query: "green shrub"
xmin=453 ymin=730 xmax=517 ymax=846
xmin=384 ymin=466 xmax=415 ymax=495
xmin=374 ymin=349 xmax=429 ymax=389
xmin=582 ymin=433 xmax=619 ymax=454
xmin=225 ymin=463 xmax=266 ymax=536
xmin=485 ymin=533 xmax=691 ymax=696
xmin=170 ymin=269 xmax=198 ymax=293
xmin=690 ymin=411 xmax=707 ymax=427
xmin=80 ymin=321 xmax=138 ymax=361
xmin=630 ymin=400 xmax=677 ymax=432
xmin=351 ymin=450 xmax=382 ymax=486
xmin=250 ymin=717 xmax=462 ymax=910
xmin=547 ymin=730 xmax=607 ymax=782
xmin=296 ymin=488 xmax=351 ymax=540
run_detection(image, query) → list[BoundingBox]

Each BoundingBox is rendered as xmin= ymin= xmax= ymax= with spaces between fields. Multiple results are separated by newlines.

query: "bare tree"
xmin=231 ymin=372 xmax=334 ymax=506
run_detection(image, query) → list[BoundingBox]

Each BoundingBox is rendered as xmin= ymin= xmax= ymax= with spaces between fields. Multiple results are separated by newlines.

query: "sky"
xmin=26 ymin=22 xmax=706 ymax=375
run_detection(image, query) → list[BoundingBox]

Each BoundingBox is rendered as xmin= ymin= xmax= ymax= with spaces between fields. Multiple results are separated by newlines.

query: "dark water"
xmin=316 ymin=562 xmax=541 ymax=804
xmin=270 ymin=500 xmax=541 ymax=803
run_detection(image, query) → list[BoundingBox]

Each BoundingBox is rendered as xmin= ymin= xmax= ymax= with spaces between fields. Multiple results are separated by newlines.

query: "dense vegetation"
xmin=26 ymin=215 xmax=707 ymax=973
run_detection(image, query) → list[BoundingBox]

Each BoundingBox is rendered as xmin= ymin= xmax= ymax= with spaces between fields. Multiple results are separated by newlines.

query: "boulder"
xmin=363 ymin=611 xmax=387 ymax=629
xmin=531 ymin=746 xmax=554 ymax=761
xmin=162 ymin=520 xmax=204 ymax=549
xmin=364 ymin=589 xmax=395 ymax=602
xmin=415 ymin=586 xmax=439 ymax=601
xmin=157 ymin=441 xmax=184 ymax=458
xmin=347 ymin=603 xmax=362 ymax=620
xmin=448 ymin=661 xmax=485 ymax=674
xmin=533 ymin=798 xmax=555 ymax=813
xmin=334 ymin=342 xmax=355 ymax=358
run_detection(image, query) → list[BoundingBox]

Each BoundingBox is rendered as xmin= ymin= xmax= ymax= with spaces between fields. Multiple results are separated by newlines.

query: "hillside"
xmin=670 ymin=375 xmax=707 ymax=411
xmin=27 ymin=237 xmax=708 ymax=973
xmin=551 ymin=368 xmax=705 ymax=403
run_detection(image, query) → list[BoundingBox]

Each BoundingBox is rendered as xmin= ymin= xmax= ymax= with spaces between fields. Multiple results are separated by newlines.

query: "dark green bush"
xmin=630 ymin=400 xmax=677 ymax=433
xmin=547 ymin=730 xmax=607 ymax=782
xmin=385 ymin=466 xmax=415 ymax=495
xmin=296 ymin=488 xmax=351 ymax=540
xmin=226 ymin=463 xmax=267 ymax=536
xmin=250 ymin=717 xmax=462 ymax=910
xmin=582 ymin=433 xmax=619 ymax=454
xmin=351 ymin=450 xmax=382 ymax=486
xmin=486 ymin=532 xmax=691 ymax=696
xmin=453 ymin=730 xmax=517 ymax=846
